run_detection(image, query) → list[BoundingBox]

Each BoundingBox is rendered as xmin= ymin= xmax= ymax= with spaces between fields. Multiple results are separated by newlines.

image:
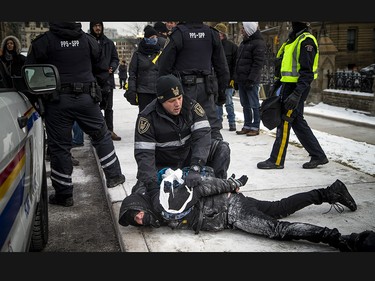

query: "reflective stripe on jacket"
xmin=277 ymin=32 xmax=319 ymax=82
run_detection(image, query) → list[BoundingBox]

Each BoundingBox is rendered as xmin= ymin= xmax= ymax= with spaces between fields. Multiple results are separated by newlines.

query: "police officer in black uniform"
xmin=158 ymin=21 xmax=231 ymax=179
xmin=26 ymin=22 xmax=125 ymax=207
xmin=133 ymin=74 xmax=212 ymax=194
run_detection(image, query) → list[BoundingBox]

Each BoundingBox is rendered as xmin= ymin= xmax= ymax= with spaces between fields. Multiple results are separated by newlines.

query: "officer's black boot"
xmin=337 ymin=230 xmax=375 ymax=252
xmin=322 ymin=179 xmax=357 ymax=212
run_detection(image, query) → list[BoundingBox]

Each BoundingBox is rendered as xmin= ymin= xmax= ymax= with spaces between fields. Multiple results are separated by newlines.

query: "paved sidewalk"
xmin=96 ymin=90 xmax=375 ymax=252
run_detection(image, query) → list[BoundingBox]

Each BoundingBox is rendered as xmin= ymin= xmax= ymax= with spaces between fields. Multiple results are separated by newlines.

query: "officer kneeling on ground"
xmin=119 ymin=167 xmax=375 ymax=252
xmin=132 ymin=74 xmax=230 ymax=195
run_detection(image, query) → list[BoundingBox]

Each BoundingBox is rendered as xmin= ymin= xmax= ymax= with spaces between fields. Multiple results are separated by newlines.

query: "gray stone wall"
xmin=322 ymin=90 xmax=374 ymax=113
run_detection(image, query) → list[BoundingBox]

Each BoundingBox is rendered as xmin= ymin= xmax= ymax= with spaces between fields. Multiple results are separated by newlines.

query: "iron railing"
xmin=260 ymin=47 xmax=374 ymax=95
xmin=260 ymin=48 xmax=277 ymax=97
xmin=326 ymin=70 xmax=374 ymax=93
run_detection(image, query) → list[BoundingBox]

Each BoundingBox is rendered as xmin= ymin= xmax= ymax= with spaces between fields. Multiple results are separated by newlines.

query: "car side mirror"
xmin=22 ymin=64 xmax=61 ymax=94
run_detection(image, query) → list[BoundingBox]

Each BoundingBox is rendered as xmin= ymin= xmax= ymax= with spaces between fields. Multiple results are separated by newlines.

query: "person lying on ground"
xmin=119 ymin=167 xmax=374 ymax=252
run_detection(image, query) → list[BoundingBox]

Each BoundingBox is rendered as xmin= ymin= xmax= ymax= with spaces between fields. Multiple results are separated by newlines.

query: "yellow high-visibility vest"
xmin=277 ymin=32 xmax=319 ymax=82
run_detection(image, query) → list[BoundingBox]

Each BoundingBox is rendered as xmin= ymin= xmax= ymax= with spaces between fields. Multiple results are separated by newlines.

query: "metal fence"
xmin=326 ymin=70 xmax=374 ymax=93
xmin=260 ymin=47 xmax=375 ymax=96
xmin=260 ymin=48 xmax=277 ymax=97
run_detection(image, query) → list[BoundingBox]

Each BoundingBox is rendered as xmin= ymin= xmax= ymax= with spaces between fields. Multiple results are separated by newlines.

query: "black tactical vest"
xmin=174 ymin=24 xmax=213 ymax=75
xmin=45 ymin=31 xmax=95 ymax=84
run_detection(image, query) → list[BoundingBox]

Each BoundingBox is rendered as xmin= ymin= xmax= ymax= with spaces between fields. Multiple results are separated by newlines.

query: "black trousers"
xmin=45 ymin=92 xmax=122 ymax=196
xmin=182 ymin=83 xmax=223 ymax=140
xmin=206 ymin=139 xmax=230 ymax=179
xmin=227 ymin=189 xmax=340 ymax=248
xmin=101 ymin=88 xmax=114 ymax=132
xmin=269 ymin=84 xmax=326 ymax=166
xmin=119 ymin=78 xmax=126 ymax=89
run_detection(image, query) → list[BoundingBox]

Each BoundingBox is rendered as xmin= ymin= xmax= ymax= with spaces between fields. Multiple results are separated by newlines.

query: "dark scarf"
xmin=4 ymin=49 xmax=14 ymax=62
xmin=138 ymin=39 xmax=161 ymax=56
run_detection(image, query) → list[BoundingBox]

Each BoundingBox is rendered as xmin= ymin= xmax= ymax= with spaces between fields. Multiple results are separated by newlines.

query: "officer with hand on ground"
xmin=132 ymin=74 xmax=230 ymax=194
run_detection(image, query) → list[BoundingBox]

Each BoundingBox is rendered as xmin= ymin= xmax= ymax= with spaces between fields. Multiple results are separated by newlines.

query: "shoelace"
xmin=322 ymin=203 xmax=344 ymax=214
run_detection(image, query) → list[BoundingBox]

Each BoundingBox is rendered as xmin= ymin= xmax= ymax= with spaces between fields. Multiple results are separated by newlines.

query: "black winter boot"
xmin=49 ymin=194 xmax=74 ymax=207
xmin=338 ymin=230 xmax=375 ymax=252
xmin=273 ymin=221 xmax=343 ymax=250
xmin=324 ymin=179 xmax=357 ymax=212
xmin=319 ymin=227 xmax=342 ymax=249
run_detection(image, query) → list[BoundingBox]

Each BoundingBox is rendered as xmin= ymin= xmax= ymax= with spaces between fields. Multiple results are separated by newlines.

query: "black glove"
xmin=124 ymin=90 xmax=138 ymax=106
xmin=184 ymin=169 xmax=202 ymax=188
xmin=245 ymin=80 xmax=254 ymax=90
xmin=145 ymin=180 xmax=159 ymax=192
xmin=237 ymin=175 xmax=248 ymax=186
xmin=228 ymin=174 xmax=248 ymax=190
xmin=284 ymin=91 xmax=301 ymax=110
xmin=142 ymin=212 xmax=161 ymax=228
xmin=216 ymin=89 xmax=226 ymax=106
xmin=131 ymin=180 xmax=147 ymax=194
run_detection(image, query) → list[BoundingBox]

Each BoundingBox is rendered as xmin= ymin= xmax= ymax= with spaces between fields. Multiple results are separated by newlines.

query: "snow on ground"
xmin=233 ymin=100 xmax=375 ymax=177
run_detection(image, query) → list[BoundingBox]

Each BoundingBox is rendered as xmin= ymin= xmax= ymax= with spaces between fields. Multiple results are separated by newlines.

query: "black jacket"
xmin=134 ymin=96 xmax=211 ymax=187
xmin=221 ymin=37 xmax=238 ymax=83
xmin=234 ymin=29 xmax=266 ymax=85
xmin=118 ymin=63 xmax=128 ymax=80
xmin=119 ymin=173 xmax=238 ymax=233
xmin=89 ymin=23 xmax=119 ymax=89
xmin=153 ymin=173 xmax=238 ymax=232
xmin=0 ymin=35 xmax=26 ymax=76
xmin=158 ymin=22 xmax=229 ymax=92
xmin=25 ymin=22 xmax=100 ymax=84
xmin=128 ymin=39 xmax=161 ymax=94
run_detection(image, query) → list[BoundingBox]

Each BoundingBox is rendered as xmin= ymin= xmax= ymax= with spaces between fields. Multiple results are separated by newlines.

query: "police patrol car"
xmin=0 ymin=62 xmax=60 ymax=252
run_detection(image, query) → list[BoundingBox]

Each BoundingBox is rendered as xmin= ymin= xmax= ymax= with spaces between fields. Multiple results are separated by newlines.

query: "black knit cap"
xmin=156 ymin=74 xmax=184 ymax=103
xmin=121 ymin=210 xmax=140 ymax=226
xmin=291 ymin=22 xmax=309 ymax=33
xmin=154 ymin=21 xmax=168 ymax=33
xmin=144 ymin=25 xmax=158 ymax=38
